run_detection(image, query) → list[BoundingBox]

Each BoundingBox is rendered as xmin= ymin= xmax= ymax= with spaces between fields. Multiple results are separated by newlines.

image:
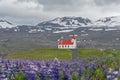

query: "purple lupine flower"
xmin=39 ymin=72 xmax=46 ymax=80
xmin=0 ymin=73 xmax=7 ymax=80
xmin=106 ymin=68 xmax=119 ymax=80
xmin=51 ymin=58 xmax=60 ymax=80
xmin=39 ymin=61 xmax=47 ymax=80
xmin=25 ymin=71 xmax=37 ymax=80
xmin=117 ymin=72 xmax=120 ymax=79
xmin=114 ymin=66 xmax=119 ymax=71
xmin=63 ymin=68 xmax=72 ymax=80
xmin=78 ymin=68 xmax=83 ymax=80
xmin=62 ymin=75 xmax=69 ymax=80
xmin=0 ymin=57 xmax=3 ymax=63
xmin=102 ymin=65 xmax=107 ymax=76
xmin=86 ymin=75 xmax=91 ymax=80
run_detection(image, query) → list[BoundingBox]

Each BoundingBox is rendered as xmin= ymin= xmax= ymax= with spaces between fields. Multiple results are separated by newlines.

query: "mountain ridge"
xmin=37 ymin=16 xmax=92 ymax=27
xmin=0 ymin=16 xmax=120 ymax=33
xmin=94 ymin=16 xmax=120 ymax=27
xmin=0 ymin=20 xmax=15 ymax=28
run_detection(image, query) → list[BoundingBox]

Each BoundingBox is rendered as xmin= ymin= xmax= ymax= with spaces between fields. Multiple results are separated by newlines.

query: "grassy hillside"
xmin=78 ymin=48 xmax=107 ymax=58
xmin=6 ymin=48 xmax=72 ymax=60
xmin=5 ymin=48 xmax=120 ymax=60
xmin=78 ymin=48 xmax=120 ymax=58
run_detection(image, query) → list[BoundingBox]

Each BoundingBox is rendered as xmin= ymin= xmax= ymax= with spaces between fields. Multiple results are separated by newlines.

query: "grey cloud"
xmin=37 ymin=0 xmax=71 ymax=5
xmin=17 ymin=0 xmax=74 ymax=11
xmin=0 ymin=0 xmax=120 ymax=25
xmin=94 ymin=0 xmax=120 ymax=6
xmin=17 ymin=0 xmax=90 ymax=11
xmin=17 ymin=0 xmax=72 ymax=5
xmin=37 ymin=0 xmax=93 ymax=12
xmin=17 ymin=0 xmax=33 ymax=2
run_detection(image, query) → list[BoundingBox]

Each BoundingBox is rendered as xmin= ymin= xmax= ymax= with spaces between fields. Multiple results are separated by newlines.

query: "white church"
xmin=58 ymin=34 xmax=77 ymax=49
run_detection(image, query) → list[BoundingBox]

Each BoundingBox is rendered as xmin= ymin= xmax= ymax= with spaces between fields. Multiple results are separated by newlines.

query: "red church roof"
xmin=58 ymin=40 xmax=73 ymax=45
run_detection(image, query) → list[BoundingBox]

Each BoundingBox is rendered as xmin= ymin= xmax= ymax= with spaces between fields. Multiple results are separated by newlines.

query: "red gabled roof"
xmin=58 ymin=40 xmax=73 ymax=45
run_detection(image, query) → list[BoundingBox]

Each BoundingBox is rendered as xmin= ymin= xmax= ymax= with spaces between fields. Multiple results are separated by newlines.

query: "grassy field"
xmin=6 ymin=48 xmax=72 ymax=60
xmin=5 ymin=48 xmax=120 ymax=60
xmin=78 ymin=48 xmax=107 ymax=58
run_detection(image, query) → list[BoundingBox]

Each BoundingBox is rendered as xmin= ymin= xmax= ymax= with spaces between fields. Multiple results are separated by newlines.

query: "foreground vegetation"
xmin=1 ymin=57 xmax=120 ymax=80
xmin=1 ymin=48 xmax=120 ymax=80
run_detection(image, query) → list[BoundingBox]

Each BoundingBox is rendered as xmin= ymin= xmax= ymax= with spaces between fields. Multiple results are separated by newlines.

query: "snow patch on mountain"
xmin=89 ymin=27 xmax=118 ymax=31
xmin=53 ymin=29 xmax=74 ymax=33
xmin=94 ymin=16 xmax=120 ymax=27
xmin=37 ymin=17 xmax=92 ymax=28
xmin=89 ymin=28 xmax=103 ymax=31
xmin=45 ymin=28 xmax=52 ymax=30
xmin=0 ymin=20 xmax=15 ymax=28
xmin=51 ymin=17 xmax=92 ymax=27
xmin=105 ymin=28 xmax=118 ymax=31
xmin=28 ymin=29 xmax=44 ymax=33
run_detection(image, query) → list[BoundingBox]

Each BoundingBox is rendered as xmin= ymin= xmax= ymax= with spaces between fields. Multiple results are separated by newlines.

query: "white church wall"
xmin=58 ymin=45 xmax=76 ymax=49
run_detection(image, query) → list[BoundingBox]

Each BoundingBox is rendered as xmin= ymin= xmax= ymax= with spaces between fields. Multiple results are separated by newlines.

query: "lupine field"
xmin=1 ymin=57 xmax=120 ymax=80
xmin=1 ymin=48 xmax=120 ymax=80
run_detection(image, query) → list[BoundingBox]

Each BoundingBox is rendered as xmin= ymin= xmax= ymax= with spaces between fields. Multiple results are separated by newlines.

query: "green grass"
xmin=78 ymin=48 xmax=107 ymax=58
xmin=5 ymin=48 xmax=120 ymax=60
xmin=6 ymin=48 xmax=72 ymax=60
xmin=103 ymin=49 xmax=120 ymax=58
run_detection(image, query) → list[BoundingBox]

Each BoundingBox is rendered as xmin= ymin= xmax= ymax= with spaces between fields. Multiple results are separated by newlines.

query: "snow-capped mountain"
xmin=36 ymin=17 xmax=92 ymax=33
xmin=0 ymin=20 xmax=15 ymax=28
xmin=94 ymin=16 xmax=120 ymax=27
xmin=15 ymin=25 xmax=44 ymax=33
xmin=1 ymin=16 xmax=120 ymax=33
xmin=37 ymin=17 xmax=92 ymax=27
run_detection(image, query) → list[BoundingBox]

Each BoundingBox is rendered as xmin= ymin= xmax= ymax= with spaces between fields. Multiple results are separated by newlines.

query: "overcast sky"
xmin=0 ymin=0 xmax=120 ymax=25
